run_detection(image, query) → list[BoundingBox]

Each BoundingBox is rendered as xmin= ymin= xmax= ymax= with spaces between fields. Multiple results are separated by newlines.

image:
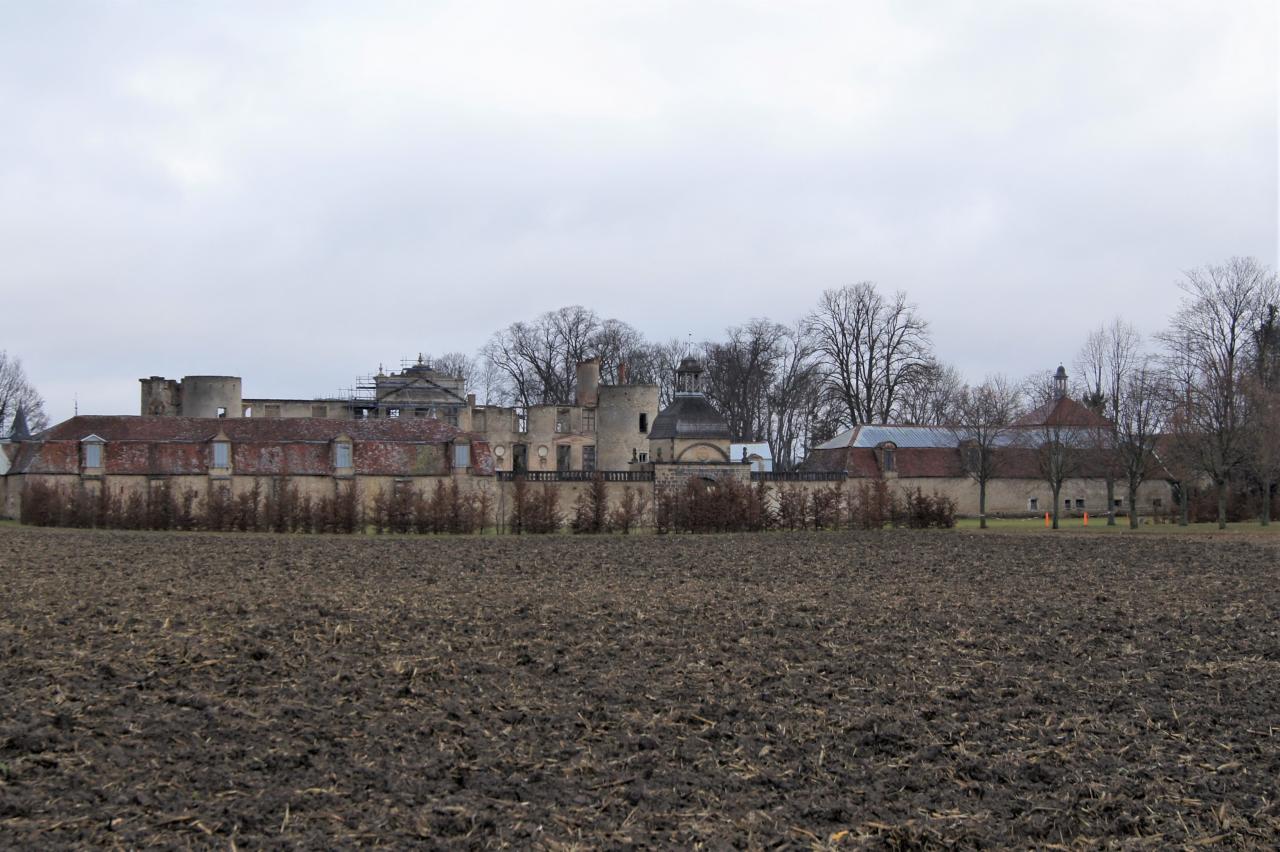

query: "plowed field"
xmin=1 ymin=526 xmax=1278 ymax=848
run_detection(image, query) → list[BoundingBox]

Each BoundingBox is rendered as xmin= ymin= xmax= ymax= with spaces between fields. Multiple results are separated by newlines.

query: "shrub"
xmin=608 ymin=486 xmax=647 ymax=533
xmin=572 ymin=473 xmax=609 ymax=534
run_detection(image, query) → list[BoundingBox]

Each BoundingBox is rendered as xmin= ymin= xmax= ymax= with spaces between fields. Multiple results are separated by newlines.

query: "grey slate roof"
xmin=648 ymin=394 xmax=732 ymax=441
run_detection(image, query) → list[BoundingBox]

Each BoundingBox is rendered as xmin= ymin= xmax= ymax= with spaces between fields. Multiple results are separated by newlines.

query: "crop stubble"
xmin=0 ymin=526 xmax=1278 ymax=848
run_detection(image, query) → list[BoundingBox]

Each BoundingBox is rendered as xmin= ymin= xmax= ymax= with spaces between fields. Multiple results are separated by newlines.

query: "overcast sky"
xmin=3 ymin=1 xmax=1276 ymax=423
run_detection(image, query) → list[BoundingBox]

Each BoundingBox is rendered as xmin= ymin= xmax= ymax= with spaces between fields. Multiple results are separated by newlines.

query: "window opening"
xmin=335 ymin=443 xmax=352 ymax=469
xmin=582 ymin=445 xmax=596 ymax=471
xmin=583 ymin=410 xmax=595 ymax=432
xmin=638 ymin=413 xmax=648 ymax=433
xmin=556 ymin=444 xmax=571 ymax=471
xmin=213 ymin=442 xmax=230 ymax=468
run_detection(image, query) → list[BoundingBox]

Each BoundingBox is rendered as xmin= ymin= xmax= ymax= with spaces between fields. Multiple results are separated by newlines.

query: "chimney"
xmin=617 ymin=361 xmax=628 ymax=385
xmin=576 ymin=358 xmax=600 ymax=406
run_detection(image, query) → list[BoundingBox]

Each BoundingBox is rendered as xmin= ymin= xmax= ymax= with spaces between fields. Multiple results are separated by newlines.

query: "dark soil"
xmin=1 ymin=526 xmax=1278 ymax=848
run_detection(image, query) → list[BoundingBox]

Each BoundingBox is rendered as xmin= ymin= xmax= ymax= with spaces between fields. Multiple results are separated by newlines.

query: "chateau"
xmin=1 ymin=359 xmax=1175 ymax=523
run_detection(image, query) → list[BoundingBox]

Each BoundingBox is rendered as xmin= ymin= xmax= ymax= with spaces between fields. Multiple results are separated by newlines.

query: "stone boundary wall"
xmin=2 ymin=469 xmax=1175 ymax=528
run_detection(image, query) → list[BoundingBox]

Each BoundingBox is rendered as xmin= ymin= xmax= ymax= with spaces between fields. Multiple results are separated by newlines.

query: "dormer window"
xmin=877 ymin=442 xmax=897 ymax=474
xmin=334 ymin=438 xmax=353 ymax=471
xmin=453 ymin=439 xmax=471 ymax=469
xmin=212 ymin=441 xmax=230 ymax=468
xmin=81 ymin=435 xmax=105 ymax=470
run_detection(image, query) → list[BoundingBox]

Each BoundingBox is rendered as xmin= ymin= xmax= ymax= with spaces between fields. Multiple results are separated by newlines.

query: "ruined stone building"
xmin=139 ymin=357 xmax=658 ymax=475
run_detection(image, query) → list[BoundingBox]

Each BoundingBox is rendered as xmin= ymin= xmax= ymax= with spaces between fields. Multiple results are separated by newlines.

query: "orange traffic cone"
xmin=1044 ymin=512 xmax=1050 ymax=528
xmin=1084 ymin=511 xmax=1089 ymax=526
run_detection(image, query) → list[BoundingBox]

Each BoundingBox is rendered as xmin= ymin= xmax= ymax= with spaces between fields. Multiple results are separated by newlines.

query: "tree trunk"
xmin=1178 ymin=483 xmax=1189 ymax=526
xmin=1106 ymin=477 xmax=1116 ymax=526
xmin=979 ymin=479 xmax=987 ymax=530
xmin=1262 ymin=479 xmax=1273 ymax=526
xmin=1128 ymin=484 xmax=1139 ymax=529
xmin=1051 ymin=483 xmax=1061 ymax=530
xmin=1217 ymin=480 xmax=1227 ymax=530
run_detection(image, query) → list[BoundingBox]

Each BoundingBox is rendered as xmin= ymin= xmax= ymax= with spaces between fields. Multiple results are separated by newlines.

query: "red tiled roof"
xmin=1012 ymin=396 xmax=1110 ymax=429
xmin=9 ymin=415 xmax=461 ymax=477
xmin=38 ymin=415 xmax=459 ymax=444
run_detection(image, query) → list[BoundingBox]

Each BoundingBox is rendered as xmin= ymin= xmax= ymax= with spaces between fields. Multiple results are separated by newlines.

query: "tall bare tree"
xmin=702 ymin=319 xmax=787 ymax=442
xmin=899 ymin=358 xmax=965 ymax=426
xmin=1114 ymin=358 xmax=1167 ymax=528
xmin=1019 ymin=371 xmax=1089 ymax=530
xmin=1075 ymin=318 xmax=1143 ymax=524
xmin=0 ymin=352 xmax=48 ymax=436
xmin=951 ymin=375 xmax=1021 ymax=529
xmin=589 ymin=318 xmax=648 ymax=386
xmin=805 ymin=282 xmax=931 ymax=426
xmin=1158 ymin=257 xmax=1279 ymax=528
xmin=765 ymin=324 xmax=822 ymax=471
xmin=481 ymin=306 xmax=639 ymax=406
xmin=1243 ymin=302 xmax=1280 ymax=523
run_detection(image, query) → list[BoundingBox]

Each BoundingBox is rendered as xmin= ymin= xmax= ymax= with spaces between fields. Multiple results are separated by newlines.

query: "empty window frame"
xmin=637 ymin=451 xmax=649 ymax=463
xmin=444 ymin=409 xmax=459 ymax=428
xmin=583 ymin=409 xmax=595 ymax=432
xmin=556 ymin=444 xmax=571 ymax=472
xmin=582 ymin=445 xmax=596 ymax=471
xmin=388 ymin=408 xmax=401 ymax=418
xmin=216 ymin=406 xmax=227 ymax=418
xmin=638 ymin=413 xmax=648 ymax=433
xmin=1075 ymin=499 xmax=1085 ymax=509
xmin=1028 ymin=498 xmax=1039 ymax=512
xmin=212 ymin=441 xmax=230 ymax=468
xmin=414 ymin=408 xmax=431 ymax=418
xmin=555 ymin=408 xmax=570 ymax=433
xmin=515 ymin=409 xmax=528 ymax=433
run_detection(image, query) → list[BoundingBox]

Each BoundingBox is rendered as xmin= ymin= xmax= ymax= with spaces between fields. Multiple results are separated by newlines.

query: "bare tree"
xmin=0 ymin=352 xmax=48 ymax=436
xmin=1074 ymin=318 xmax=1143 ymax=524
xmin=589 ymin=319 xmax=648 ymax=386
xmin=765 ymin=324 xmax=822 ymax=471
xmin=1243 ymin=302 xmax=1280 ymax=523
xmin=1019 ymin=371 xmax=1089 ymax=530
xmin=422 ymin=352 xmax=477 ymax=392
xmin=805 ymin=282 xmax=932 ymax=426
xmin=1114 ymin=358 xmax=1167 ymax=528
xmin=1158 ymin=257 xmax=1279 ymax=528
xmin=951 ymin=375 xmax=1021 ymax=529
xmin=480 ymin=306 xmax=605 ymax=406
xmin=899 ymin=358 xmax=965 ymax=426
xmin=643 ymin=337 xmax=697 ymax=407
xmin=702 ymin=319 xmax=787 ymax=442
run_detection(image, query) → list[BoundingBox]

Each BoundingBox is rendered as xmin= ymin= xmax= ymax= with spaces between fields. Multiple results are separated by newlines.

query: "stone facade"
xmin=139 ymin=359 xmax=659 ymax=476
